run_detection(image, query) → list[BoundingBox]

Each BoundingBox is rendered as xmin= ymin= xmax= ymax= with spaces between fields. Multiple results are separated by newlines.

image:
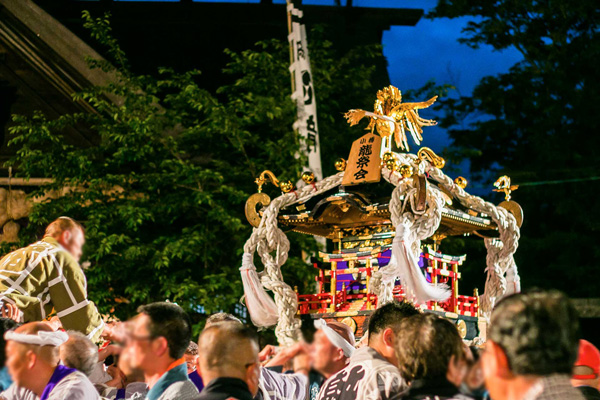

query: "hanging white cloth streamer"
xmin=314 ymin=319 xmax=355 ymax=358
xmin=5 ymin=330 xmax=69 ymax=346
xmin=240 ymin=252 xmax=279 ymax=327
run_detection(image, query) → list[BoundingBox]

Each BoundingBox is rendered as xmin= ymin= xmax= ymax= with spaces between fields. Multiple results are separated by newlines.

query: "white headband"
xmin=314 ymin=319 xmax=355 ymax=358
xmin=4 ymin=330 xmax=69 ymax=347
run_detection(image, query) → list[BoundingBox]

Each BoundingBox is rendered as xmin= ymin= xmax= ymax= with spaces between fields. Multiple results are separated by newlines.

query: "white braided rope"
xmin=384 ymin=153 xmax=520 ymax=318
xmin=242 ymin=172 xmax=344 ymax=345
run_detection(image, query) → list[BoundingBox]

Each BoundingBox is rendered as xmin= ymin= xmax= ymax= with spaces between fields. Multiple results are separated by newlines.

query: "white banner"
xmin=287 ymin=1 xmax=323 ymax=180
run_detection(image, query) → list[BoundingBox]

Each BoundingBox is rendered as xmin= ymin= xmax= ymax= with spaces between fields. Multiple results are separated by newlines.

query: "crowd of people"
xmin=0 ymin=219 xmax=596 ymax=400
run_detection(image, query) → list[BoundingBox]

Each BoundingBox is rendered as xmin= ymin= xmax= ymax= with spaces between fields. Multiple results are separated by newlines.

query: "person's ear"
xmin=60 ymin=230 xmax=71 ymax=244
xmin=382 ymin=328 xmax=395 ymax=348
xmin=26 ymin=350 xmax=37 ymax=369
xmin=489 ymin=341 xmax=511 ymax=379
xmin=333 ymin=347 xmax=345 ymax=362
xmin=153 ymin=337 xmax=169 ymax=357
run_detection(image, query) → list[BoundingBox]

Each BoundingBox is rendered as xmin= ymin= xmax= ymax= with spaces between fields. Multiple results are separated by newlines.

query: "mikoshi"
xmin=240 ymin=85 xmax=523 ymax=346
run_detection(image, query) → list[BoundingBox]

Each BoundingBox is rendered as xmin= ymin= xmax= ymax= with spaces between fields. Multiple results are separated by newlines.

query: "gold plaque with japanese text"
xmin=342 ymin=133 xmax=382 ymax=186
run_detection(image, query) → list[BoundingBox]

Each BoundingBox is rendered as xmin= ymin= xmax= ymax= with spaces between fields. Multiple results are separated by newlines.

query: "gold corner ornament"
xmin=494 ymin=175 xmax=524 ymax=228
xmin=417 ymin=147 xmax=445 ymax=169
xmin=493 ymin=175 xmax=519 ymax=201
xmin=454 ymin=176 xmax=468 ymax=189
xmin=344 ymin=85 xmax=437 ymax=152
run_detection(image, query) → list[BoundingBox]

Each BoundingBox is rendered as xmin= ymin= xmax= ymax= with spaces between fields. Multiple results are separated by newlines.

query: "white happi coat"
xmin=0 ymin=371 xmax=97 ymax=400
xmin=47 ymin=370 xmax=99 ymax=400
xmin=317 ymin=347 xmax=407 ymax=400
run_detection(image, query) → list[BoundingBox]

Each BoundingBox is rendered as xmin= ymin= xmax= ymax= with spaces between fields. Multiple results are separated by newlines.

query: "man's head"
xmin=571 ymin=340 xmax=600 ymax=389
xmin=394 ymin=313 xmax=467 ymax=386
xmin=59 ymin=331 xmax=98 ymax=377
xmin=185 ymin=341 xmax=199 ymax=374
xmin=310 ymin=320 xmax=355 ymax=378
xmin=126 ymin=302 xmax=192 ymax=373
xmin=205 ymin=312 xmax=241 ymax=327
xmin=5 ymin=322 xmax=67 ymax=393
xmin=44 ymin=217 xmax=85 ymax=262
xmin=481 ymin=290 xmax=579 ymax=400
xmin=368 ymin=301 xmax=420 ymax=365
xmin=198 ymin=321 xmax=260 ymax=396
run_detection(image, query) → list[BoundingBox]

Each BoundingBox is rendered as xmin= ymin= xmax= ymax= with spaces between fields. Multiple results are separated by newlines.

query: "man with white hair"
xmin=60 ymin=331 xmax=99 ymax=377
xmin=4 ymin=322 xmax=98 ymax=399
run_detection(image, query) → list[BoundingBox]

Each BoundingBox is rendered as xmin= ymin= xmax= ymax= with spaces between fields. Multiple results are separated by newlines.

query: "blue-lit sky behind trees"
xmin=114 ymin=0 xmax=523 ymax=155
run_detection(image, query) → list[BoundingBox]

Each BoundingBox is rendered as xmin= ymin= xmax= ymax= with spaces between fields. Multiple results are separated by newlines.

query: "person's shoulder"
xmin=538 ymin=374 xmax=586 ymax=400
xmin=156 ymin=380 xmax=199 ymax=400
xmin=55 ymin=370 xmax=97 ymax=392
xmin=577 ymin=386 xmax=600 ymax=400
xmin=1 ymin=383 xmax=38 ymax=400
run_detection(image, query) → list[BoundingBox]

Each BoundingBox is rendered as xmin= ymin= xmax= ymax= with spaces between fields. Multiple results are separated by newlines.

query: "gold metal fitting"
xmin=399 ymin=164 xmax=414 ymax=178
xmin=254 ymin=170 xmax=280 ymax=193
xmin=280 ymin=181 xmax=295 ymax=193
xmin=334 ymin=158 xmax=347 ymax=172
xmin=493 ymin=175 xmax=519 ymax=201
xmin=417 ymin=147 xmax=445 ymax=169
xmin=301 ymin=171 xmax=315 ymax=184
xmin=382 ymin=152 xmax=396 ymax=162
xmin=384 ymin=159 xmax=398 ymax=172
xmin=454 ymin=176 xmax=468 ymax=189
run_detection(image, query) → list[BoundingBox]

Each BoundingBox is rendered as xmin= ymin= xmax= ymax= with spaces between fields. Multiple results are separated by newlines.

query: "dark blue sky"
xmin=118 ymin=0 xmax=523 ymax=158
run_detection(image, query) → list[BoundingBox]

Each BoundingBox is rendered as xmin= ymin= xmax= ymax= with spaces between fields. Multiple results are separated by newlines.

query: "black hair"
xmin=0 ymin=318 xmax=17 ymax=366
xmin=137 ymin=302 xmax=192 ymax=360
xmin=489 ymin=289 xmax=579 ymax=376
xmin=368 ymin=300 xmax=420 ymax=339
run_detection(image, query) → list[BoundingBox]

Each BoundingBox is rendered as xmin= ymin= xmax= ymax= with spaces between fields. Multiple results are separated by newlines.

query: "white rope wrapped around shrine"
xmin=240 ymin=151 xmax=520 ymax=344
xmin=375 ymin=152 xmax=521 ymax=317
xmin=240 ymin=172 xmax=343 ymax=346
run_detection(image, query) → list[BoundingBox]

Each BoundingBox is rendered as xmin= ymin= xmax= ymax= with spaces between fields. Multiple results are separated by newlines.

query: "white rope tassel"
xmin=240 ymin=252 xmax=279 ymax=328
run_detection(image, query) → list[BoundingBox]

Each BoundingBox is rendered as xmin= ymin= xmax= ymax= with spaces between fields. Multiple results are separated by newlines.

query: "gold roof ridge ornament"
xmin=493 ymin=175 xmax=519 ymax=201
xmin=494 ymin=175 xmax=524 ymax=228
xmin=417 ymin=147 xmax=445 ymax=169
xmin=344 ymin=85 xmax=438 ymax=153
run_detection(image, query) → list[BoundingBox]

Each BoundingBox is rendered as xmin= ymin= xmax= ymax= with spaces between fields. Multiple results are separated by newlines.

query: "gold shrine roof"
xmin=277 ymin=180 xmax=497 ymax=240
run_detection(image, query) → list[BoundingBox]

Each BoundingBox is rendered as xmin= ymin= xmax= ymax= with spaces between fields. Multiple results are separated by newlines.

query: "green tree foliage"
xmin=4 ymin=12 xmax=384 ymax=330
xmin=429 ymin=0 xmax=600 ymax=295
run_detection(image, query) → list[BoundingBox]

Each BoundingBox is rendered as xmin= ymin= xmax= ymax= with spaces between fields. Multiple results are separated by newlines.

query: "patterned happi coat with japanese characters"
xmin=317 ymin=346 xmax=407 ymax=400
